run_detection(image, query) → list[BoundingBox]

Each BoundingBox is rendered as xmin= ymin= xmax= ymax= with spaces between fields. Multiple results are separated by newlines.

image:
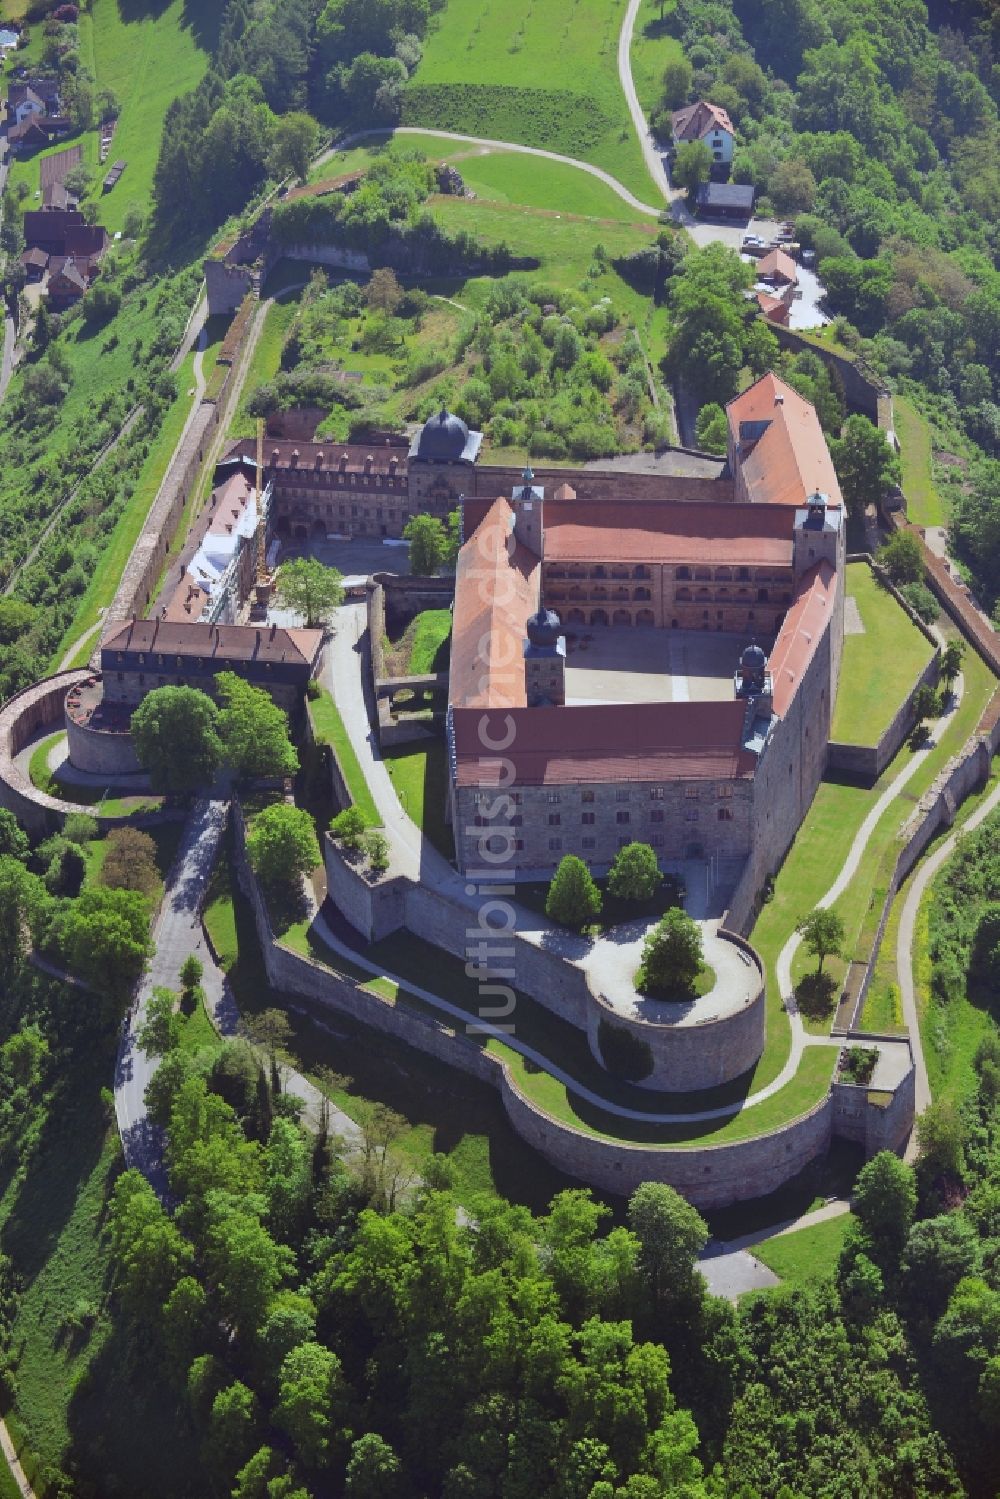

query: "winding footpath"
xmin=897 ymin=770 xmax=1000 ymax=1156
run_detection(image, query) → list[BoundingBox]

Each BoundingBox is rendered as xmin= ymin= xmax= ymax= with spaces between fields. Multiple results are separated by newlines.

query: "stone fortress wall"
xmin=323 ymin=830 xmax=766 ymax=1094
xmin=827 ymin=555 xmax=941 ymax=783
xmin=237 ymin=803 xmax=860 ymax=1207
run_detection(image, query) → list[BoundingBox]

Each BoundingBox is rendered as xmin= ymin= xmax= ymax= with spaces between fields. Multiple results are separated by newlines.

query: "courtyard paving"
xmin=564 ymin=626 xmax=770 ymax=706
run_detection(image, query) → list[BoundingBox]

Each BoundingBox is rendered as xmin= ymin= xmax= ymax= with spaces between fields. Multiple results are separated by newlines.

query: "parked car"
xmin=742 ymin=233 xmax=764 ymax=248
xmin=799 ymin=248 xmax=816 ymax=267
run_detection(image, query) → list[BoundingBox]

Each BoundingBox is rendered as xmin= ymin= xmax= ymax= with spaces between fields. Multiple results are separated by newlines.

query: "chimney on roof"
xmin=270 ymin=622 xmax=276 ymax=639
xmin=774 ymin=393 xmax=784 ymax=406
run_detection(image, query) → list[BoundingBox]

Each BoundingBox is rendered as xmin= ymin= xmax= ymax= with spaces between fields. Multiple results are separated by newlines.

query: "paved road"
xmin=898 ymin=773 xmax=1000 ymax=1155
xmin=0 ymin=1419 xmax=36 ymax=1499
xmin=618 ymin=0 xmax=674 ymax=207
xmin=114 ymin=798 xmax=229 ymax=1197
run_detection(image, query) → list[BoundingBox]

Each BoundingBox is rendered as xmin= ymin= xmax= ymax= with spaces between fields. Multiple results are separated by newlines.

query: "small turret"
xmin=524 ymin=603 xmax=566 ymax=706
xmin=513 ymin=469 xmax=544 ymax=556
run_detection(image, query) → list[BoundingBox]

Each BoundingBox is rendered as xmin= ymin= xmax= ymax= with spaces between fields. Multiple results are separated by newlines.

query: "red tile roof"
xmin=542 ymin=497 xmax=794 ymax=567
xmin=449 ymin=497 xmax=540 ymax=710
xmin=756 ymin=291 xmax=790 ymax=325
xmin=727 ymin=373 xmax=843 ymax=510
xmin=768 ymin=560 xmax=837 ymax=716
xmin=757 ymin=248 xmax=797 ymax=285
xmin=671 ymin=100 xmax=734 ymax=141
xmin=102 ymin=618 xmax=323 ymax=668
xmin=225 ymin=437 xmax=407 ymax=477
xmin=452 ymin=701 xmax=755 ymax=786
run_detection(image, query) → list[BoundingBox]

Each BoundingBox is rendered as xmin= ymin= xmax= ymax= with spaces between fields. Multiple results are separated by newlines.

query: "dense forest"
xmin=649 ymin=0 xmax=1000 ymax=610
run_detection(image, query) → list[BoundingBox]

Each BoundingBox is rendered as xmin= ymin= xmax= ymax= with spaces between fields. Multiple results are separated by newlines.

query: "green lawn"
xmin=27 ymin=735 xmax=165 ymax=817
xmin=420 ymin=139 xmax=653 ymax=222
xmin=79 ymin=0 xmax=217 ymax=235
xmin=404 ymin=609 xmax=452 ymax=673
xmin=630 ymin=0 xmax=683 ymax=117
xmin=894 ymin=393 xmax=945 ymax=529
xmin=310 ymin=688 xmax=381 ymax=826
xmin=832 ymin=561 xmax=935 ymax=746
xmin=53 ymin=353 xmax=195 ymax=669
xmin=230 ymin=295 xmax=299 ymax=440
xmin=383 ymin=738 xmax=453 ymax=859
xmin=753 ymin=1212 xmax=852 ymax=1291
xmin=407 ymin=0 xmax=653 ymax=198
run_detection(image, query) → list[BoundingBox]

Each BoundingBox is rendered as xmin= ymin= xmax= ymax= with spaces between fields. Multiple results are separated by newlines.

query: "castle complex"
xmin=445 ymin=373 xmax=846 ymax=904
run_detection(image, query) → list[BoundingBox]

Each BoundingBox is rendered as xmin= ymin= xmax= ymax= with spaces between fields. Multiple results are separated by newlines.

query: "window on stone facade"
xmin=138 ymin=653 xmax=145 ymax=664
xmin=514 ymin=839 xmax=524 ymax=851
xmin=547 ymin=792 xmax=561 ymax=804
xmin=548 ymin=814 xmax=561 ymax=826
xmin=511 ymin=792 xmax=522 ymax=804
xmin=650 ymin=787 xmax=664 ymax=799
xmin=351 ymin=506 xmax=358 ymax=517
xmin=618 ymin=836 xmax=630 ymax=848
xmin=116 ymin=671 xmax=123 ymax=682
xmin=616 ymin=811 xmax=630 ymax=825
xmin=685 ymin=809 xmax=699 ymax=822
xmin=549 ymin=837 xmax=562 ymax=851
xmin=717 ymin=784 xmax=733 ymax=798
xmin=685 ymin=787 xmax=699 ymax=798
xmin=138 ymin=673 xmax=145 ymax=684
xmin=582 ymin=837 xmax=596 ymax=850
xmin=650 ymin=809 xmax=664 ymax=824
xmin=615 ymin=789 xmax=629 ymax=802
xmin=511 ymin=815 xmax=523 ymax=827
xmin=581 ymin=812 xmax=595 ymax=825
xmin=581 ymin=790 xmax=595 ymax=803
xmin=718 ymin=808 xmax=733 ymax=821
xmin=650 ymin=833 xmax=664 ymax=847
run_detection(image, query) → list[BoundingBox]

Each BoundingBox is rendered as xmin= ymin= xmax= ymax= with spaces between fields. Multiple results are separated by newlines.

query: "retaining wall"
xmin=0 ymin=671 xmax=180 ymax=833
xmin=236 ymin=805 xmax=842 ymax=1205
xmin=585 ymin=936 xmax=766 ymax=1093
xmin=769 ymin=325 xmax=889 ymax=422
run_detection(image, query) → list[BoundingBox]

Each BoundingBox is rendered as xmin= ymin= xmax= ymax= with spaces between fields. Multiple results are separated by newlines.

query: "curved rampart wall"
xmin=65 ymin=706 xmax=141 ymax=777
xmin=240 ymin=806 xmax=832 ymax=1206
xmin=585 ymin=935 xmax=766 ymax=1092
xmin=0 ymin=672 xmax=176 ymax=833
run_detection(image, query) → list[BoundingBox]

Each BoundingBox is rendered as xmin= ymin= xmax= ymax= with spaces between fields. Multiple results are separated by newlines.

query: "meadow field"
xmin=80 ymin=0 xmax=216 ymax=233
xmin=406 ymin=0 xmax=653 ymax=197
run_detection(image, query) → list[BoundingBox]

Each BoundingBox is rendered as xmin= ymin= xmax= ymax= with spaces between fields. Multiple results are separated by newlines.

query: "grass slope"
xmin=310 ymin=688 xmax=381 ymax=826
xmin=754 ymin=1213 xmax=852 ymax=1290
xmin=629 ymin=0 xmax=683 ymax=116
xmin=82 ymin=0 xmax=216 ymax=234
xmin=407 ymin=0 xmax=653 ymax=197
xmin=832 ymin=562 xmax=934 ymax=746
xmin=894 ymin=393 xmax=946 ymax=529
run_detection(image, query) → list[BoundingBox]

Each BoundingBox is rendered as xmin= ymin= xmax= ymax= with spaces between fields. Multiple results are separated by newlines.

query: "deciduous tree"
xmin=131 ymin=686 xmax=223 ymax=796
xmin=545 ymin=855 xmax=602 ymax=930
xmin=796 ymin=908 xmax=844 ymax=975
xmin=216 ymin=671 xmax=298 ymax=780
xmin=607 ymin=842 xmax=663 ymax=903
xmin=636 ymin=908 xmax=703 ymax=996
xmin=275 ymin=557 xmax=344 ymax=625
xmin=247 ymin=804 xmax=320 ymax=888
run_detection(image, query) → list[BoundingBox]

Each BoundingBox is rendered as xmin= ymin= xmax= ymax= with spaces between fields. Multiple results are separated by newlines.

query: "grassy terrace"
xmin=383 ymin=740 xmax=452 ymax=859
xmin=53 ymin=352 xmax=196 ymax=670
xmin=784 ymin=644 xmax=998 ymax=1032
xmin=407 ymin=0 xmax=652 ymax=198
xmin=309 ymin=688 xmax=381 ymax=826
xmin=894 ymin=393 xmax=946 ymax=529
xmin=80 ymin=0 xmax=216 ymax=235
xmin=753 ymin=1213 xmax=852 ymax=1291
xmin=27 ymin=729 xmax=164 ymax=817
xmin=630 ymin=0 xmax=684 ymax=117
xmin=204 ymin=846 xmax=578 ymax=1208
xmin=279 ymin=893 xmax=837 ymax=1146
xmin=831 ymin=561 xmax=935 ymax=746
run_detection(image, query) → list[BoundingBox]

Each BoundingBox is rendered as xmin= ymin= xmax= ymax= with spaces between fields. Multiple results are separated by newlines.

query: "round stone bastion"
xmin=64 ymin=676 xmax=141 ymax=777
xmin=582 ymin=925 xmax=766 ymax=1092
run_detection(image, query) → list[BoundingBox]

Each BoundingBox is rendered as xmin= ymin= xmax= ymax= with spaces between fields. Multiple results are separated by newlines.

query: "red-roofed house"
xmin=671 ymin=99 xmax=734 ymax=164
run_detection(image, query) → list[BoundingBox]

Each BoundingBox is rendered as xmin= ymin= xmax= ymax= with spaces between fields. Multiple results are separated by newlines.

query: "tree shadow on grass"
xmin=0 ymin=1038 xmax=114 ymax=1285
xmin=794 ymin=971 xmax=839 ymax=1022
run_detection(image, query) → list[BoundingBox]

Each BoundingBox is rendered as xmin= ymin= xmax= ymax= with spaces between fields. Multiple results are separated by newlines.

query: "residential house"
xmin=755 ymin=290 xmax=792 ymax=327
xmin=8 ymin=76 xmax=60 ymax=124
xmin=671 ymin=100 xmax=734 ymax=166
xmin=21 ymin=210 xmax=108 ymax=308
xmin=757 ymin=248 xmax=798 ymax=287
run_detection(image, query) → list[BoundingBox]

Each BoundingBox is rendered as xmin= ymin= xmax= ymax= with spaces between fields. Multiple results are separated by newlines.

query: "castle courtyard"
xmin=563 ymin=626 xmax=777 ymax=706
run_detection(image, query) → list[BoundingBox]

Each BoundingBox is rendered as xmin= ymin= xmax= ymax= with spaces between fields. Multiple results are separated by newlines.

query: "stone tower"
xmin=524 ymin=607 xmax=566 ymax=706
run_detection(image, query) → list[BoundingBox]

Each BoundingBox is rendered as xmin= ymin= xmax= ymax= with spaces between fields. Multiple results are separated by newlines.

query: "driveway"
xmin=114 ymin=797 xmax=229 ymax=1196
